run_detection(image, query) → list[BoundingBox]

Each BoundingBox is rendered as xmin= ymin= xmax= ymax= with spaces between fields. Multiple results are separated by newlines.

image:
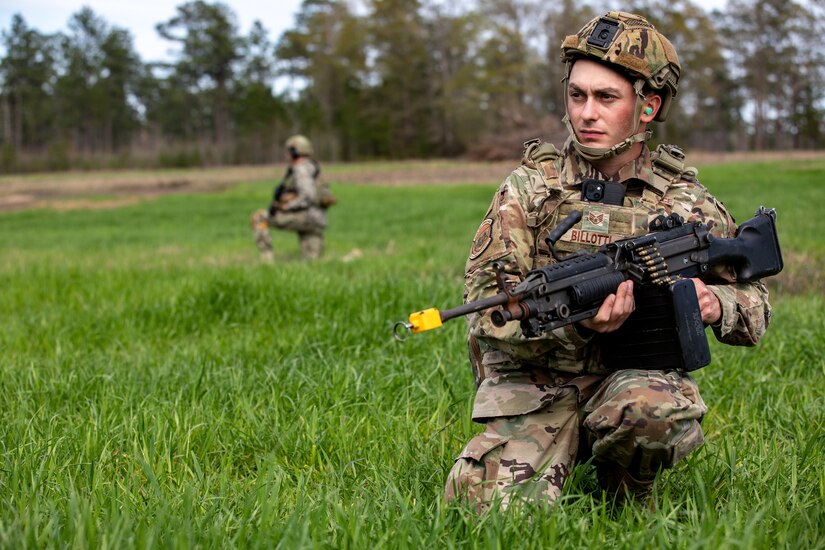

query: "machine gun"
xmin=394 ymin=207 xmax=783 ymax=371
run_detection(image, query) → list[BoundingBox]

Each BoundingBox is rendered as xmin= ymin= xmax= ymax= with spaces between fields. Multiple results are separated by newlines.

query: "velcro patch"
xmin=469 ymin=219 xmax=494 ymax=260
xmin=582 ymin=205 xmax=610 ymax=233
xmin=559 ymin=205 xmax=624 ymax=246
xmin=560 ymin=228 xmax=619 ymax=247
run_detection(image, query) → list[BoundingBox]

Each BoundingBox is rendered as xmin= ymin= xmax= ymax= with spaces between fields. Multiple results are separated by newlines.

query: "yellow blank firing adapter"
xmin=393 ymin=308 xmax=443 ymax=342
xmin=394 ymin=290 xmax=510 ymax=342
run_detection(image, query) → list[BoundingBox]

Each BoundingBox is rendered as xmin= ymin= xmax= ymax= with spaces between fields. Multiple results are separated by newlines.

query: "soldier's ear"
xmin=641 ymin=95 xmax=662 ymax=122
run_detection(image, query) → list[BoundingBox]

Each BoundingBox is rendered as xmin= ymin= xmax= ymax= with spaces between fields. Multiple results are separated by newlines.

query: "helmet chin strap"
xmin=564 ymin=79 xmax=652 ymax=163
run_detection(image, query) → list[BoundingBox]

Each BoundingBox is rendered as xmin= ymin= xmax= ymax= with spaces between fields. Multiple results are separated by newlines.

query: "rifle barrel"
xmin=440 ymin=293 xmax=509 ymax=323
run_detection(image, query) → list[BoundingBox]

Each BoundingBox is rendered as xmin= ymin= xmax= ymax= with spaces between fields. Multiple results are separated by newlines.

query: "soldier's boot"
xmin=595 ymin=462 xmax=655 ymax=503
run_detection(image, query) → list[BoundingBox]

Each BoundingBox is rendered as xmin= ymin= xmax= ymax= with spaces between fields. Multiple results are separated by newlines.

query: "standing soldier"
xmin=250 ymin=135 xmax=330 ymax=261
xmin=444 ymin=12 xmax=773 ymax=510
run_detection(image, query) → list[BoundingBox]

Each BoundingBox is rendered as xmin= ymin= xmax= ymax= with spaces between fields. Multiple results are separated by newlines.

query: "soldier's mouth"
xmin=579 ymin=130 xmax=605 ymax=142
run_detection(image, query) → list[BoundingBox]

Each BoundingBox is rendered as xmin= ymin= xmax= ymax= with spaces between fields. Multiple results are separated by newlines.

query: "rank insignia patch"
xmin=582 ymin=205 xmax=610 ymax=233
xmin=469 ymin=219 xmax=494 ymax=260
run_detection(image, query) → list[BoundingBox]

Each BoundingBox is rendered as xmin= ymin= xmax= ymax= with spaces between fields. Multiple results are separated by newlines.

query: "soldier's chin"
xmin=578 ymin=134 xmax=608 ymax=145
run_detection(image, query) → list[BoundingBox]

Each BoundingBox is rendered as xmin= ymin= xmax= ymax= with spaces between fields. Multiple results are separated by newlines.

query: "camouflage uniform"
xmin=251 ymin=157 xmax=327 ymax=260
xmin=444 ymin=138 xmax=772 ymax=510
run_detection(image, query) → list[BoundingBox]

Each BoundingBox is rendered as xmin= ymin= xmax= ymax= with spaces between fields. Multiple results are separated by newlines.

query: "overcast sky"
xmin=1 ymin=0 xmax=728 ymax=63
xmin=0 ymin=0 xmax=304 ymax=61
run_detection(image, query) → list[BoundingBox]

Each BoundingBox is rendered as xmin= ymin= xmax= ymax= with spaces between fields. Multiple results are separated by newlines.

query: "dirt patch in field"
xmin=1 ymin=151 xmax=824 ymax=212
xmin=0 ymin=161 xmax=513 ymax=211
xmin=46 ymin=197 xmax=144 ymax=211
xmin=326 ymin=160 xmax=515 ymax=186
xmin=0 ymin=166 xmax=275 ymax=212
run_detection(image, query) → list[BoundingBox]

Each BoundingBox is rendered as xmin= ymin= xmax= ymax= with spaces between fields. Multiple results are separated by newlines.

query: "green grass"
xmin=1 ymin=160 xmax=823 ymax=548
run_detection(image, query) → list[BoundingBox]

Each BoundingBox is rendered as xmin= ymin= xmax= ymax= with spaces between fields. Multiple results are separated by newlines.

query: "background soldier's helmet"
xmin=285 ymin=134 xmax=314 ymax=156
xmin=561 ymin=11 xmax=681 ymax=121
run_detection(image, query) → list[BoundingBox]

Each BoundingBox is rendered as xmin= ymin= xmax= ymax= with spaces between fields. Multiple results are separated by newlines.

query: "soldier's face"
xmin=566 ymin=59 xmax=639 ymax=149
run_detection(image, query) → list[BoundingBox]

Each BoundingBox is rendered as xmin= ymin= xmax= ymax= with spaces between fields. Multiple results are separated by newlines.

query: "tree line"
xmin=1 ymin=0 xmax=823 ymax=172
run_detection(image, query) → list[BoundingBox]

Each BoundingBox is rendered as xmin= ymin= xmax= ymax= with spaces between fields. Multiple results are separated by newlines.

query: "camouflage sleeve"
xmin=284 ymin=162 xmax=318 ymax=210
xmin=464 ymin=171 xmax=592 ymax=362
xmin=707 ymin=281 xmax=771 ymax=346
xmin=680 ymin=184 xmax=772 ymax=346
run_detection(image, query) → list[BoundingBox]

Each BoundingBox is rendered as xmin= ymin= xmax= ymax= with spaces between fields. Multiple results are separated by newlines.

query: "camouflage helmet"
xmin=561 ymin=11 xmax=680 ymax=121
xmin=285 ymin=134 xmax=313 ymax=156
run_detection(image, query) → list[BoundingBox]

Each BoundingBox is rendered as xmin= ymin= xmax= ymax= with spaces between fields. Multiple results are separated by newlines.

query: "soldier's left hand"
xmin=691 ymin=278 xmax=722 ymax=325
xmin=578 ymin=280 xmax=635 ymax=333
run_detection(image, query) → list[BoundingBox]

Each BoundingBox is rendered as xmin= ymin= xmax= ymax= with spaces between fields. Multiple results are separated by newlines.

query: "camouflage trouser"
xmin=444 ymin=369 xmax=707 ymax=510
xmin=250 ymin=208 xmax=325 ymax=260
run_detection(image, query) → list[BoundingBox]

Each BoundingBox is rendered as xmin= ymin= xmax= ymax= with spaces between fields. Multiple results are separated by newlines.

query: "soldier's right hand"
xmin=578 ymin=280 xmax=635 ymax=333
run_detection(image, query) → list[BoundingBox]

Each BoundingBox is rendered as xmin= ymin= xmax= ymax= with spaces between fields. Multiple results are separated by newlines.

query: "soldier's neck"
xmin=589 ymin=142 xmax=644 ymax=179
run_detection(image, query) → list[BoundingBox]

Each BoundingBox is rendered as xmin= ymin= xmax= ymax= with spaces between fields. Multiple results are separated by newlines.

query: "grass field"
xmin=1 ymin=159 xmax=824 ymax=548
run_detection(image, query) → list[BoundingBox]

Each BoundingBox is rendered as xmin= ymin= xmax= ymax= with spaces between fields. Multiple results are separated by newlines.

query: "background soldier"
xmin=250 ymin=135 xmax=328 ymax=261
xmin=445 ymin=11 xmax=773 ymax=510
